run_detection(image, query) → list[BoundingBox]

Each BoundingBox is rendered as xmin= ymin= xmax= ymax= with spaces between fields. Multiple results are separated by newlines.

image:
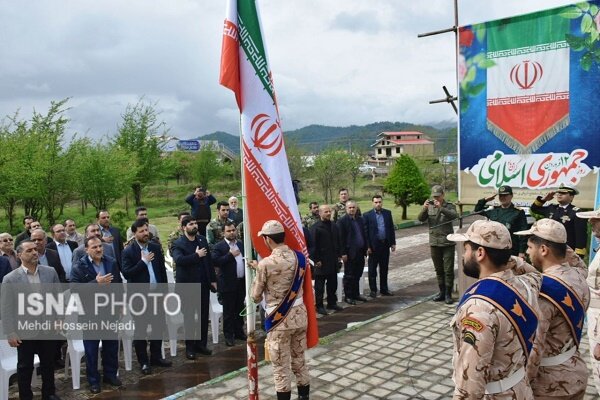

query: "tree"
xmin=284 ymin=140 xmax=306 ymax=181
xmin=71 ymin=140 xmax=135 ymax=212
xmin=313 ymin=149 xmax=351 ymax=203
xmin=164 ymin=150 xmax=195 ymax=184
xmin=346 ymin=152 xmax=365 ymax=196
xmin=192 ymin=143 xmax=228 ymax=189
xmin=384 ymin=155 xmax=429 ymax=220
xmin=113 ymin=99 xmax=168 ymax=206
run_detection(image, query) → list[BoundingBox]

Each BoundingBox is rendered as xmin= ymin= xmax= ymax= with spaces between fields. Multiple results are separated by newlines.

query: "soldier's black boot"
xmin=445 ymin=286 xmax=454 ymax=304
xmin=433 ymin=284 xmax=445 ymax=302
xmin=277 ymin=391 xmax=291 ymax=400
xmin=298 ymin=384 xmax=310 ymax=400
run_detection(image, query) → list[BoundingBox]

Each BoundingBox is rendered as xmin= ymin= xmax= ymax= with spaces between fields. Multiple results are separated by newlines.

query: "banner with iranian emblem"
xmin=220 ymin=0 xmax=318 ymax=348
xmin=459 ymin=1 xmax=600 ymax=207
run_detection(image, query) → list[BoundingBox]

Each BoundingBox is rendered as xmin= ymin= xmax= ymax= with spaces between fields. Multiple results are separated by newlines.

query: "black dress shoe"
xmin=381 ymin=291 xmax=393 ymax=296
xmin=355 ymin=296 xmax=368 ymax=302
xmin=151 ymin=358 xmax=172 ymax=367
xmin=186 ymin=351 xmax=196 ymax=360
xmin=196 ymin=346 xmax=212 ymax=356
xmin=326 ymin=304 xmax=343 ymax=311
xmin=344 ymin=298 xmax=356 ymax=305
xmin=89 ymin=384 xmax=101 ymax=394
xmin=316 ymin=306 xmax=328 ymax=315
xmin=225 ymin=338 xmax=235 ymax=347
xmin=235 ymin=333 xmax=247 ymax=340
xmin=141 ymin=364 xmax=152 ymax=375
xmin=103 ymin=375 xmax=122 ymax=387
xmin=369 ymin=292 xmax=377 ymax=298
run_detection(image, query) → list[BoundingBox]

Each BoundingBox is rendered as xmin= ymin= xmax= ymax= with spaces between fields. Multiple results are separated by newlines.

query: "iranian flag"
xmin=219 ymin=0 xmax=319 ymax=348
xmin=486 ymin=12 xmax=570 ymax=153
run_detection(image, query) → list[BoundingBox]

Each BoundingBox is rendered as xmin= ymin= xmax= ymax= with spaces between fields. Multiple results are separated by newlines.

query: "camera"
xmin=427 ymin=200 xmax=435 ymax=205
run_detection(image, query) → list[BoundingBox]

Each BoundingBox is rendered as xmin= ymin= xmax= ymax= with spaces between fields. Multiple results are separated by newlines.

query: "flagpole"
xmin=241 ymin=117 xmax=259 ymax=400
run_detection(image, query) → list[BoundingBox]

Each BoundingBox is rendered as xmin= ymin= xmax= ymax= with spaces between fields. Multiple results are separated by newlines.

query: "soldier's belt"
xmin=266 ymin=298 xmax=303 ymax=315
xmin=485 ymin=367 xmax=525 ymax=394
xmin=539 ymin=346 xmax=576 ymax=367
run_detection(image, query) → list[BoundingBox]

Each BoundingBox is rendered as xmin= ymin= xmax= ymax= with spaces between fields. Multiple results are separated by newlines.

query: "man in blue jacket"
xmin=363 ymin=195 xmax=396 ymax=298
xmin=212 ymin=222 xmax=246 ymax=346
xmin=185 ymin=187 xmax=217 ymax=237
xmin=172 ymin=215 xmax=217 ymax=359
xmin=71 ymin=237 xmax=122 ymax=394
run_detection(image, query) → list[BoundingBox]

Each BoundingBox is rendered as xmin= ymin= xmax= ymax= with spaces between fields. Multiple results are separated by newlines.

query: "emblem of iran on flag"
xmin=486 ymin=13 xmax=570 ymax=153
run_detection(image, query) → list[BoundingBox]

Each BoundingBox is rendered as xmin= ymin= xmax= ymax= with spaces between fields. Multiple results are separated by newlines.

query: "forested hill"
xmin=199 ymin=121 xmax=457 ymax=155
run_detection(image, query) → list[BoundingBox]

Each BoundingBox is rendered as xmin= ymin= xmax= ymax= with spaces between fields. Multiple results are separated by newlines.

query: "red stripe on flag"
xmin=243 ymin=142 xmax=319 ymax=347
xmin=487 ymin=99 xmax=569 ymax=147
xmin=219 ymin=19 xmax=241 ymax=110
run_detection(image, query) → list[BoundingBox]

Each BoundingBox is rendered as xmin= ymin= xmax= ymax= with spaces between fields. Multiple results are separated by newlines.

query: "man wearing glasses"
xmin=0 ymin=233 xmax=18 ymax=269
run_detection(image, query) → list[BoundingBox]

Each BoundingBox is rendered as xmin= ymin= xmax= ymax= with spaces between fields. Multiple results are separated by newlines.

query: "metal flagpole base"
xmin=247 ymin=331 xmax=259 ymax=400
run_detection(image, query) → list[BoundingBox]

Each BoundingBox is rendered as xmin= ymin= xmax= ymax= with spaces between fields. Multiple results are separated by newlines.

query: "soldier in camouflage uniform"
xmin=530 ymin=184 xmax=588 ymax=257
xmin=515 ymin=219 xmax=590 ymax=399
xmin=418 ymin=185 xmax=458 ymax=304
xmin=576 ymin=207 xmax=600 ymax=396
xmin=474 ymin=185 xmax=528 ymax=257
xmin=302 ymin=202 xmax=319 ymax=229
xmin=206 ymin=201 xmax=233 ymax=249
xmin=447 ymin=220 xmax=541 ymax=399
xmin=250 ymin=220 xmax=310 ymax=400
xmin=332 ymin=188 xmax=350 ymax=222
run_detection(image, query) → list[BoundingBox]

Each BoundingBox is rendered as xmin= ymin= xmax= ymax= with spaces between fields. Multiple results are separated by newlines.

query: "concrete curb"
xmin=164 ymin=294 xmax=437 ymax=399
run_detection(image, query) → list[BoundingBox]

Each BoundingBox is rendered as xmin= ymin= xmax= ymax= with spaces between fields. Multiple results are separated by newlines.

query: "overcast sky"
xmin=0 ymin=0 xmax=572 ymax=141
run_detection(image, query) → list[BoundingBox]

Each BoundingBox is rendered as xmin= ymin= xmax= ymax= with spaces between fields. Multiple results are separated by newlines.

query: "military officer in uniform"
xmin=530 ymin=184 xmax=588 ymax=257
xmin=250 ymin=220 xmax=310 ymax=400
xmin=576 ymin=206 xmax=600 ymax=396
xmin=447 ymin=220 xmax=541 ymax=399
xmin=302 ymin=202 xmax=320 ymax=229
xmin=206 ymin=201 xmax=233 ymax=248
xmin=332 ymin=188 xmax=361 ymax=222
xmin=515 ymin=219 xmax=589 ymax=399
xmin=474 ymin=185 xmax=528 ymax=257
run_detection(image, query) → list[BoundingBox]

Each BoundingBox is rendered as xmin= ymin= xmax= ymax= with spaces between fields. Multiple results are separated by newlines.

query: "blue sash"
xmin=458 ymin=277 xmax=538 ymax=358
xmin=264 ymin=250 xmax=306 ymax=332
xmin=540 ymin=274 xmax=585 ymax=347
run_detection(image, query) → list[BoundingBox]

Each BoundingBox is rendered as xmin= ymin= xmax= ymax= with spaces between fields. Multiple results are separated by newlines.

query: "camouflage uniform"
xmin=251 ymin=244 xmax=309 ymax=392
xmin=587 ymin=253 xmax=600 ymax=396
xmin=167 ymin=228 xmax=183 ymax=254
xmin=301 ymin=213 xmax=319 ymax=229
xmin=527 ymin=254 xmax=589 ymax=399
xmin=447 ymin=220 xmax=541 ymax=399
xmin=332 ymin=202 xmax=361 ymax=222
xmin=206 ymin=218 xmax=233 ymax=247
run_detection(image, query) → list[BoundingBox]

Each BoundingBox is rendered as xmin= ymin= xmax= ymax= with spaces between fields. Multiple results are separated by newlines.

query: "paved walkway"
xmin=174 ymin=300 xmax=600 ymax=400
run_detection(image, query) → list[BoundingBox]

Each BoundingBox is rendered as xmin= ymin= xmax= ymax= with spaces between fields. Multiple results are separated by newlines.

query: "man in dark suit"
xmin=30 ymin=229 xmax=66 ymax=283
xmin=97 ymin=209 xmax=124 ymax=267
xmin=309 ymin=205 xmax=342 ymax=315
xmin=13 ymin=215 xmax=34 ymax=248
xmin=172 ymin=216 xmax=217 ymax=359
xmin=2 ymin=240 xmax=62 ymax=400
xmin=337 ymin=201 xmax=368 ymax=305
xmin=47 ymin=223 xmax=78 ymax=281
xmin=121 ymin=220 xmax=172 ymax=375
xmin=71 ymin=237 xmax=122 ymax=394
xmin=212 ymin=222 xmax=246 ymax=346
xmin=72 ymin=223 xmax=116 ymax=264
xmin=363 ymin=195 xmax=396 ymax=298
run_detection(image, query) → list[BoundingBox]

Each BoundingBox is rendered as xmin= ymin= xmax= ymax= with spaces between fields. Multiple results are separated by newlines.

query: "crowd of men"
xmin=1 ymin=181 xmax=599 ymax=399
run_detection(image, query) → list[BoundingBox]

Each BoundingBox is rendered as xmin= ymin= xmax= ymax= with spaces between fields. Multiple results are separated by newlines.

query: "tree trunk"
xmin=401 ymin=205 xmax=408 ymax=220
xmin=132 ymin=183 xmax=142 ymax=207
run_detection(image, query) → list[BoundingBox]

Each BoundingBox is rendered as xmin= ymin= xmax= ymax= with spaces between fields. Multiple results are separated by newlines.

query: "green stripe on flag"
xmin=487 ymin=8 xmax=570 ymax=51
xmin=238 ymin=0 xmax=275 ymax=101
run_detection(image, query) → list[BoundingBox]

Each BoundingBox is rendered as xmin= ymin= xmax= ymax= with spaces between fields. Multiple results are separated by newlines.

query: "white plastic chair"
xmin=209 ymin=292 xmax=223 ymax=344
xmin=164 ymin=265 xmax=181 ymax=356
xmin=360 ymin=267 xmax=368 ymax=296
xmin=120 ymin=317 xmax=165 ymax=371
xmin=0 ymin=322 xmax=39 ymax=400
xmin=336 ymin=272 xmax=344 ymax=301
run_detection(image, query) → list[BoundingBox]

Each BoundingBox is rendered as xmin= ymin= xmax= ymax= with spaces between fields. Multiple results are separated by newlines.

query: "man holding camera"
xmin=185 ymin=187 xmax=217 ymax=237
xmin=418 ymin=185 xmax=458 ymax=304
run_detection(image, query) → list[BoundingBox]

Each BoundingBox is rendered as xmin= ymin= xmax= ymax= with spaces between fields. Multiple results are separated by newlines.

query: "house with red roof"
xmin=370 ymin=131 xmax=434 ymax=166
